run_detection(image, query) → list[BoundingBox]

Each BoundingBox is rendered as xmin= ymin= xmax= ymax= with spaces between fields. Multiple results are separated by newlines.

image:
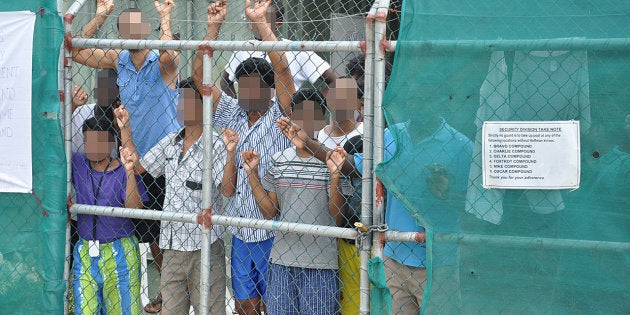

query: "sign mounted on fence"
xmin=482 ymin=120 xmax=580 ymax=189
xmin=0 ymin=11 xmax=35 ymax=193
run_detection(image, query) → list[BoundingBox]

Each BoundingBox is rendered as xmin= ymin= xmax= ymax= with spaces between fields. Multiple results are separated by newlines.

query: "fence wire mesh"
xmin=65 ymin=0 xmax=396 ymax=314
xmin=59 ymin=0 xmax=630 ymax=315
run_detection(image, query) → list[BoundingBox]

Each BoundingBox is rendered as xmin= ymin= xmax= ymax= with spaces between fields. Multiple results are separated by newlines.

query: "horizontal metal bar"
xmin=436 ymin=232 xmax=630 ymax=253
xmin=211 ymin=215 xmax=358 ymax=239
xmin=397 ymin=38 xmax=630 ymax=52
xmin=71 ymin=204 xmax=199 ymax=224
xmin=71 ymin=38 xmax=365 ymax=52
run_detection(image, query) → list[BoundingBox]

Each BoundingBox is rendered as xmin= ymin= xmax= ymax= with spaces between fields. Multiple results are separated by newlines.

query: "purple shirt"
xmin=72 ymin=154 xmax=148 ymax=243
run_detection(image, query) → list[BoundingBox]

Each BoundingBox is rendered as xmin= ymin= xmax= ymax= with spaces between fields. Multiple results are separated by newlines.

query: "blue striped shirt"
xmin=213 ymin=92 xmax=291 ymax=242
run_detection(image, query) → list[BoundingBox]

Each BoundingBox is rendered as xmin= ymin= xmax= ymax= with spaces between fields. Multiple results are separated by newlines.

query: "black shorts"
xmin=134 ymin=173 xmax=165 ymax=243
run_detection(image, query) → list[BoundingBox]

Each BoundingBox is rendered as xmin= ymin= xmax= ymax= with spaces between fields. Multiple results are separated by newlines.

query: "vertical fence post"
xmin=359 ymin=1 xmax=378 ymax=314
xmin=62 ymin=1 xmax=90 ymax=313
xmin=199 ymin=50 xmax=214 ymax=315
xmin=372 ymin=0 xmax=390 ymax=256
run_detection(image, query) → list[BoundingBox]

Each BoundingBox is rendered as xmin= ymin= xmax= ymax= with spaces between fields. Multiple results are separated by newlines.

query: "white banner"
xmin=0 ymin=11 xmax=35 ymax=193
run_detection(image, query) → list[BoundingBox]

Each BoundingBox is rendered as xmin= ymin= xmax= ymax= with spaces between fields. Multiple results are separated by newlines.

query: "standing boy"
xmin=240 ymin=99 xmax=350 ymax=314
xmin=73 ymin=4 xmax=181 ymax=306
xmin=71 ymin=116 xmax=147 ymax=314
xmin=192 ymin=1 xmax=295 ymax=313
xmin=116 ymin=78 xmax=229 ymax=314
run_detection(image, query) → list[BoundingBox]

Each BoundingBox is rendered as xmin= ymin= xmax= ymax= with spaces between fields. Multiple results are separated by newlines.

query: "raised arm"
xmin=121 ymin=150 xmax=143 ymax=209
xmin=192 ymin=0 xmax=227 ymax=110
xmin=326 ymin=147 xmax=349 ymax=227
xmin=154 ymin=0 xmax=180 ymax=87
xmin=221 ymin=128 xmax=238 ymax=197
xmin=115 ymin=105 xmax=146 ymax=174
xmin=246 ymin=0 xmax=294 ymax=116
xmin=72 ymin=0 xmax=119 ymax=69
xmin=241 ymin=149 xmax=279 ymax=219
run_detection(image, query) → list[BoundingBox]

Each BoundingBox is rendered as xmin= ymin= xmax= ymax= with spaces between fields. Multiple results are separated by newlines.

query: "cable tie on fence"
xmin=31 ymin=189 xmax=49 ymax=217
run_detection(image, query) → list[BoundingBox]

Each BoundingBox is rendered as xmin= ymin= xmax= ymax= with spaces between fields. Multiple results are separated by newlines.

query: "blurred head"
xmin=291 ymin=89 xmax=327 ymax=138
xmin=176 ymin=77 xmax=203 ymax=126
xmin=235 ymin=58 xmax=275 ymax=112
xmin=345 ymin=55 xmax=392 ymax=120
xmin=117 ymin=8 xmax=151 ymax=40
xmin=247 ymin=0 xmax=284 ymax=39
xmin=327 ymin=78 xmax=359 ymax=122
xmin=83 ymin=117 xmax=116 ymax=162
xmin=94 ymin=69 xmax=119 ymax=107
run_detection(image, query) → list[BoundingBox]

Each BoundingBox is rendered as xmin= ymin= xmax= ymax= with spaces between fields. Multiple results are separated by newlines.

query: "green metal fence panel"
xmin=0 ymin=1 xmax=65 ymax=314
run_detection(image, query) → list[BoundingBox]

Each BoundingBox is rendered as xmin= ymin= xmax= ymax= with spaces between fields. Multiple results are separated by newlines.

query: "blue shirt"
xmin=355 ymin=120 xmax=472 ymax=267
xmin=117 ymin=50 xmax=180 ymax=156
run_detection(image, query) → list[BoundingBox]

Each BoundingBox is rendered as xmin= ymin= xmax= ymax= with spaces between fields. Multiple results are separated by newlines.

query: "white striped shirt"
xmin=140 ymin=129 xmax=226 ymax=251
xmin=214 ymin=92 xmax=291 ymax=242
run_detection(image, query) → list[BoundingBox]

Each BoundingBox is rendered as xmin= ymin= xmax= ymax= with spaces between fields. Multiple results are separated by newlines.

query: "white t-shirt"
xmin=71 ymin=103 xmax=96 ymax=154
xmin=224 ymin=39 xmax=331 ymax=91
xmin=317 ymin=122 xmax=363 ymax=149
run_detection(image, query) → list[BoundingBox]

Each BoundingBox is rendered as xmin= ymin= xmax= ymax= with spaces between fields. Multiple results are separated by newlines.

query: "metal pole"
xmin=69 ymin=204 xmax=630 ymax=253
xmin=71 ymin=38 xmax=365 ymax=52
xmin=71 ymin=37 xmax=630 ymax=53
xmin=358 ymin=2 xmax=379 ymax=313
xmin=199 ymin=52 xmax=214 ymax=315
xmin=372 ymin=0 xmax=391 ymax=259
xmin=62 ymin=1 xmax=90 ymax=313
xmin=69 ymin=204 xmax=365 ymax=240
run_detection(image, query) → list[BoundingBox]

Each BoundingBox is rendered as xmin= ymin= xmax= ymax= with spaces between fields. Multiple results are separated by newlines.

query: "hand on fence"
xmin=245 ymin=0 xmax=270 ymax=24
xmin=120 ymin=146 xmax=136 ymax=174
xmin=197 ymin=208 xmax=213 ymax=229
xmin=276 ymin=116 xmax=309 ymax=150
xmin=222 ymin=128 xmax=238 ymax=153
xmin=119 ymin=146 xmax=140 ymax=171
xmin=241 ymin=148 xmax=260 ymax=174
xmin=207 ymin=0 xmax=227 ymax=25
xmin=326 ymin=146 xmax=347 ymax=177
xmin=71 ymin=84 xmax=88 ymax=110
xmin=114 ymin=105 xmax=130 ymax=131
xmin=95 ymin=0 xmax=114 ymax=17
xmin=66 ymin=195 xmax=74 ymax=222
xmin=154 ymin=0 xmax=175 ymax=18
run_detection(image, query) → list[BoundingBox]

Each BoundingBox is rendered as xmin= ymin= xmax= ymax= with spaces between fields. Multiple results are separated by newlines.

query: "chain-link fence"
xmin=60 ymin=0 xmax=630 ymax=314
xmin=63 ymin=0 xmax=401 ymax=314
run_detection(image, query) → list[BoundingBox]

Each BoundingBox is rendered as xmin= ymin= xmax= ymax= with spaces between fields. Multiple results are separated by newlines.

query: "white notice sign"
xmin=0 ymin=11 xmax=35 ymax=193
xmin=482 ymin=121 xmax=580 ymax=189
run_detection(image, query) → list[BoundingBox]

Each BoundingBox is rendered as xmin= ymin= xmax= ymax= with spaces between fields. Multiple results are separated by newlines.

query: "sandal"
xmin=144 ymin=293 xmax=162 ymax=313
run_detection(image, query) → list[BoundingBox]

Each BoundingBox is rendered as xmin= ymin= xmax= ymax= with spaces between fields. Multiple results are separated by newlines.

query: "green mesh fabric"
xmin=376 ymin=1 xmax=629 ymax=313
xmin=0 ymin=1 xmax=65 ymax=314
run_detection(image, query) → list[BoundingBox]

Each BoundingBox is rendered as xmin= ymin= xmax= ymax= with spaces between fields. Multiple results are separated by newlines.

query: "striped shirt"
xmin=213 ymin=92 xmax=291 ymax=242
xmin=140 ymin=129 xmax=226 ymax=251
xmin=262 ymin=147 xmax=352 ymax=269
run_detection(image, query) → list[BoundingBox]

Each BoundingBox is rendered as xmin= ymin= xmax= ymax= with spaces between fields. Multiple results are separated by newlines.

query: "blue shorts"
xmin=265 ymin=263 xmax=340 ymax=315
xmin=231 ymin=236 xmax=274 ymax=300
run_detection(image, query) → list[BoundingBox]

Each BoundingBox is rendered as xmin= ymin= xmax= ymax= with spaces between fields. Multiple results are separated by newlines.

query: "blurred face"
xmin=94 ymin=71 xmax=119 ymax=107
xmin=238 ymin=75 xmax=272 ymax=112
xmin=327 ymin=78 xmax=359 ymax=122
xmin=292 ymin=100 xmax=326 ymax=139
xmin=118 ymin=11 xmax=151 ymax=40
xmin=177 ymin=88 xmax=203 ymax=126
xmin=84 ymin=130 xmax=115 ymax=162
